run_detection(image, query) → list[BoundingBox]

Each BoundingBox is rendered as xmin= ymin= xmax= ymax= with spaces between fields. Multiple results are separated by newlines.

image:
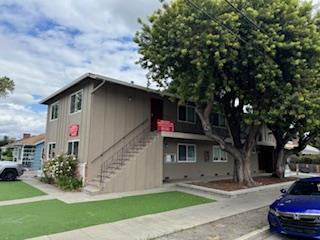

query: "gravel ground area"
xmin=155 ymin=207 xmax=269 ymax=240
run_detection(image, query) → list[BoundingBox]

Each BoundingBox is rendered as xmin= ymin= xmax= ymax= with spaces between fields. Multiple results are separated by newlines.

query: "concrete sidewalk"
xmin=27 ymin=185 xmax=284 ymax=240
xmin=22 ymin=177 xmax=177 ymax=204
xmin=0 ymin=195 xmax=54 ymax=207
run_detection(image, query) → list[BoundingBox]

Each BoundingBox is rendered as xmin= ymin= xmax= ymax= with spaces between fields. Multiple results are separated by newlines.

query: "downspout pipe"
xmin=91 ymin=77 xmax=106 ymax=94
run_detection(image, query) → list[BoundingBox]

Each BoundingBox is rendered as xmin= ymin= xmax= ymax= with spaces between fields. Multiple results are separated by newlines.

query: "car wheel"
xmin=2 ymin=169 xmax=17 ymax=181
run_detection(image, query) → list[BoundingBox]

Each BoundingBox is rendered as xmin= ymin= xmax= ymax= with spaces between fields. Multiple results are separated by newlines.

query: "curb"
xmin=234 ymin=226 xmax=270 ymax=240
xmin=176 ymin=181 xmax=294 ymax=198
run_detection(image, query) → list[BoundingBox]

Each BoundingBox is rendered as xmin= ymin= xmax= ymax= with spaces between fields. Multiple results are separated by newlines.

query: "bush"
xmin=56 ymin=176 xmax=82 ymax=191
xmin=292 ymin=155 xmax=320 ymax=165
xmin=42 ymin=154 xmax=82 ymax=191
xmin=40 ymin=176 xmax=54 ymax=184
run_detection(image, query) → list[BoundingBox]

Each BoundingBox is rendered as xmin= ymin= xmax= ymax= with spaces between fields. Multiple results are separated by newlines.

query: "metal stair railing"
xmin=98 ymin=123 xmax=152 ymax=184
xmin=91 ymin=118 xmax=149 ymax=164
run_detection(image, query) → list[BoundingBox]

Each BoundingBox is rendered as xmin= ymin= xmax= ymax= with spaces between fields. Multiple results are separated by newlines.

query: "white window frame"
xmin=47 ymin=142 xmax=56 ymax=160
xmin=177 ymin=105 xmax=196 ymax=124
xmin=67 ymin=139 xmax=80 ymax=157
xmin=177 ymin=143 xmax=197 ymax=163
xmin=50 ymin=101 xmax=59 ymax=121
xmin=69 ymin=90 xmax=83 ymax=115
xmin=212 ymin=146 xmax=228 ymax=162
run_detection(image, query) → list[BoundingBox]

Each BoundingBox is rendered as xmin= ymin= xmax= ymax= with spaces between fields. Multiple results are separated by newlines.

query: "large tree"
xmin=267 ymin=8 xmax=320 ymax=178
xmin=135 ymin=0 xmax=320 ymax=186
xmin=0 ymin=76 xmax=14 ymax=97
xmin=268 ymin=86 xmax=320 ymax=178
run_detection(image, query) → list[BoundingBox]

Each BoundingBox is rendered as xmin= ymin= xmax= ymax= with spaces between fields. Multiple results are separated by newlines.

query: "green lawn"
xmin=0 ymin=181 xmax=46 ymax=201
xmin=0 ymin=191 xmax=213 ymax=240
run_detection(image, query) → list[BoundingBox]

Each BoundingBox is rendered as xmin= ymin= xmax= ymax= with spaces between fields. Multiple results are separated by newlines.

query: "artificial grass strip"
xmin=0 ymin=181 xmax=46 ymax=201
xmin=0 ymin=191 xmax=213 ymax=240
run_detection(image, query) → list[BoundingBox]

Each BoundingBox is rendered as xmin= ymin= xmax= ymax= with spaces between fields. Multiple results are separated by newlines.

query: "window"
xmin=50 ymin=102 xmax=59 ymax=120
xmin=178 ymin=144 xmax=196 ymax=162
xmin=212 ymin=146 xmax=228 ymax=162
xmin=70 ymin=90 xmax=83 ymax=114
xmin=178 ymin=105 xmax=196 ymax=123
xmin=67 ymin=140 xmax=79 ymax=158
xmin=211 ymin=113 xmax=226 ymax=128
xmin=48 ymin=143 xmax=56 ymax=159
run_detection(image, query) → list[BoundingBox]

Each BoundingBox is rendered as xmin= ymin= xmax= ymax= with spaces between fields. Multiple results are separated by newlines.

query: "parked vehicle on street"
xmin=268 ymin=177 xmax=320 ymax=239
xmin=0 ymin=161 xmax=25 ymax=181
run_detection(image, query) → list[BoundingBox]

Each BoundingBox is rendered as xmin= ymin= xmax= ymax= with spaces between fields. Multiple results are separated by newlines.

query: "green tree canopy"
xmin=0 ymin=76 xmax=14 ymax=97
xmin=135 ymin=0 xmax=320 ymax=185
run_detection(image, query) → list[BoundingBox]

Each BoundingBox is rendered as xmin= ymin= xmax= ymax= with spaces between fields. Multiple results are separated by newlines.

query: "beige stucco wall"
xmin=44 ymin=80 xmax=94 ymax=164
xmin=101 ymin=134 xmax=163 ymax=193
xmin=163 ymin=138 xmax=259 ymax=181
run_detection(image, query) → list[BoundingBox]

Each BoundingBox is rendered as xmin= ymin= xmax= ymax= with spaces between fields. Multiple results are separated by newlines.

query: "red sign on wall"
xmin=69 ymin=124 xmax=80 ymax=137
xmin=157 ymin=120 xmax=174 ymax=132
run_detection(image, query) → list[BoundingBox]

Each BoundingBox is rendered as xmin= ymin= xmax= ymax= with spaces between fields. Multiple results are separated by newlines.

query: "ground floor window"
xmin=212 ymin=146 xmax=228 ymax=162
xmin=178 ymin=144 xmax=196 ymax=163
xmin=48 ymin=143 xmax=56 ymax=160
xmin=67 ymin=140 xmax=79 ymax=158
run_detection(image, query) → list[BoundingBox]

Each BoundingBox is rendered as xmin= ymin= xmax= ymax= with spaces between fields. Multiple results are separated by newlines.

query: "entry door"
xmin=150 ymin=98 xmax=163 ymax=131
xmin=258 ymin=147 xmax=274 ymax=173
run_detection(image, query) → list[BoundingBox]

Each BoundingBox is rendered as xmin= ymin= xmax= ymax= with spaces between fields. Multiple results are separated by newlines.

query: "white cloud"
xmin=0 ymin=0 xmax=163 ymax=138
xmin=0 ymin=103 xmax=46 ymax=138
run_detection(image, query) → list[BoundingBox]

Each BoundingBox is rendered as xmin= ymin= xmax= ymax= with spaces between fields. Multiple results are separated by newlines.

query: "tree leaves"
xmin=135 ymin=0 xmax=320 ymax=142
xmin=0 ymin=76 xmax=14 ymax=97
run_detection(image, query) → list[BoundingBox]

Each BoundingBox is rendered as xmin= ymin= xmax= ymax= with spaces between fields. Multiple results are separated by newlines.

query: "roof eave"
xmin=39 ymin=72 xmax=95 ymax=105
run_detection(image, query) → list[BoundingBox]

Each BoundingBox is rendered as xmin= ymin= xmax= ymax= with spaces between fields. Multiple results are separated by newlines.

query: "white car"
xmin=0 ymin=161 xmax=25 ymax=181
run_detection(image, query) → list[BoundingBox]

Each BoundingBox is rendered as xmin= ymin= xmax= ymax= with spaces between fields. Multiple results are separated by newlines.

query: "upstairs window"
xmin=67 ymin=140 xmax=79 ymax=158
xmin=178 ymin=105 xmax=196 ymax=123
xmin=50 ymin=102 xmax=59 ymax=120
xmin=211 ymin=113 xmax=226 ymax=128
xmin=48 ymin=143 xmax=56 ymax=160
xmin=212 ymin=146 xmax=228 ymax=162
xmin=70 ymin=90 xmax=83 ymax=114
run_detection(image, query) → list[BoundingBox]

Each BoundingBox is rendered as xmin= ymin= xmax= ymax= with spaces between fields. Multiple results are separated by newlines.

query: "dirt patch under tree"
xmin=192 ymin=176 xmax=297 ymax=191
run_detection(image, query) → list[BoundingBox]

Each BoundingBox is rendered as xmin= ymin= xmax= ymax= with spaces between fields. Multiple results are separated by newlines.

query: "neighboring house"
xmin=1 ymin=134 xmax=45 ymax=170
xmin=285 ymin=141 xmax=320 ymax=155
xmin=40 ymin=73 xmax=276 ymax=194
xmin=33 ymin=140 xmax=45 ymax=170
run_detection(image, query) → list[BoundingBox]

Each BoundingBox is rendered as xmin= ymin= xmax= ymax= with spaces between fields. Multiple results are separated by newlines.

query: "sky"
xmin=0 ymin=0 xmax=162 ymax=139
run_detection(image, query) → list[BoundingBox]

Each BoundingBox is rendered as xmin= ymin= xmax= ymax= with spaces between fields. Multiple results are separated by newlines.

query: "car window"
xmin=288 ymin=181 xmax=320 ymax=196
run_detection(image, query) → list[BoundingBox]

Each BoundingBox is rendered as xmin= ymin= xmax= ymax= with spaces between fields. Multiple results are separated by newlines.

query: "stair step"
xmin=94 ymin=132 xmax=157 ymax=184
xmin=83 ymin=185 xmax=101 ymax=195
xmin=86 ymin=180 xmax=101 ymax=187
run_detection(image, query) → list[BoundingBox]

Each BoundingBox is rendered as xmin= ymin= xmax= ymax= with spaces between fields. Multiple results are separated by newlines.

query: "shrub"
xmin=292 ymin=155 xmax=320 ymax=165
xmin=42 ymin=154 xmax=82 ymax=191
xmin=56 ymin=176 xmax=82 ymax=191
xmin=40 ymin=175 xmax=54 ymax=184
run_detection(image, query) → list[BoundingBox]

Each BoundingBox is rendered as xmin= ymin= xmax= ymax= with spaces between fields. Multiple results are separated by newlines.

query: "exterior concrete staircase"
xmin=83 ymin=129 xmax=158 ymax=195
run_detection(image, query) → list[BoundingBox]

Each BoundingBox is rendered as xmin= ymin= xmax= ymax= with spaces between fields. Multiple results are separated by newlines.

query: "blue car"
xmin=268 ymin=177 xmax=320 ymax=239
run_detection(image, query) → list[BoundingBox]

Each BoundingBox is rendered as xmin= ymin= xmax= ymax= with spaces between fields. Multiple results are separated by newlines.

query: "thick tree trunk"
xmin=196 ymin=104 xmax=258 ymax=186
xmin=232 ymin=151 xmax=256 ymax=186
xmin=243 ymin=152 xmax=256 ymax=186
xmin=273 ymin=147 xmax=285 ymax=179
xmin=233 ymin=157 xmax=243 ymax=183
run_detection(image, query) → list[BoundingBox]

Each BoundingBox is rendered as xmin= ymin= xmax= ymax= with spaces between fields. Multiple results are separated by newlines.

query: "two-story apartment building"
xmin=41 ymin=73 xmax=276 ymax=194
